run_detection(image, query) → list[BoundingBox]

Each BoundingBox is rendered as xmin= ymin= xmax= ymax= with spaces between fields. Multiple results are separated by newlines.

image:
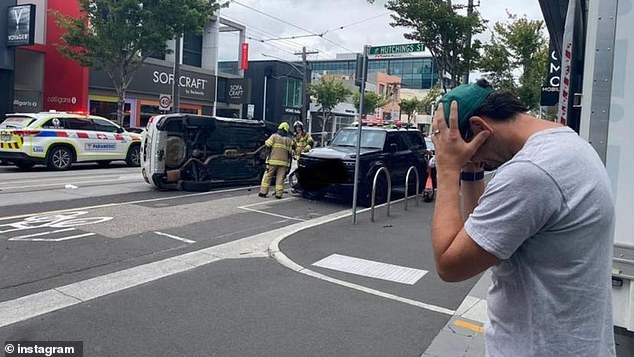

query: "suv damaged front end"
xmin=141 ymin=114 xmax=268 ymax=191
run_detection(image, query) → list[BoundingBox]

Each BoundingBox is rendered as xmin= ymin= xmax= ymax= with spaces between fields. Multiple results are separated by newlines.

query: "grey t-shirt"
xmin=465 ymin=127 xmax=616 ymax=357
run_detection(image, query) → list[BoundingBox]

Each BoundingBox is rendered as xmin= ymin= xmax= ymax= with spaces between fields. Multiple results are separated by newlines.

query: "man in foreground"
xmin=430 ymin=79 xmax=616 ymax=356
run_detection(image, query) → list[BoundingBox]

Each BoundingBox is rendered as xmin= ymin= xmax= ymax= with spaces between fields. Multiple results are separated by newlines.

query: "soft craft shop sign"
xmin=7 ymin=4 xmax=36 ymax=46
xmin=90 ymin=62 xmax=216 ymax=101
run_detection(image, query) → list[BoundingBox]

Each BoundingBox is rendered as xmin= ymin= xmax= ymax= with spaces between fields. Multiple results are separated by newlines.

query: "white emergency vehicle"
xmin=0 ymin=111 xmax=142 ymax=170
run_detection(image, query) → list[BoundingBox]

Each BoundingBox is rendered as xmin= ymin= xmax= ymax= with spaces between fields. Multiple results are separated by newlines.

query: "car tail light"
xmin=14 ymin=130 xmax=41 ymax=137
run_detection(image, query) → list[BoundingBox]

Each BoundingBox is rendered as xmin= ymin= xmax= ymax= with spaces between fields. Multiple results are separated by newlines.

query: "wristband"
xmin=460 ymin=170 xmax=484 ymax=181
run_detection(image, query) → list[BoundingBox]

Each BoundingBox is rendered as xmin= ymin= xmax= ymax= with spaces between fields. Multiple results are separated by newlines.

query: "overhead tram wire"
xmin=222 ymin=15 xmax=328 ymax=55
xmin=231 ymin=0 xmax=355 ymax=53
xmin=221 ymin=15 xmax=305 ymax=50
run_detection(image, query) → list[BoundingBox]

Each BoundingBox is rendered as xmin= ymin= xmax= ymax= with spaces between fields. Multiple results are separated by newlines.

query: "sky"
xmin=218 ymin=0 xmax=545 ymax=62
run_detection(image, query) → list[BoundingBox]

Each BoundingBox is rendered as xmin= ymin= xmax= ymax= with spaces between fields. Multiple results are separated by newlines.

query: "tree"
xmin=418 ymin=85 xmax=442 ymax=115
xmin=352 ymin=91 xmax=391 ymax=116
xmin=308 ymin=78 xmax=352 ymax=145
xmin=55 ymin=0 xmax=225 ymax=125
xmin=399 ymin=97 xmax=422 ymax=124
xmin=381 ymin=0 xmax=485 ymax=90
xmin=477 ymin=13 xmax=548 ymax=111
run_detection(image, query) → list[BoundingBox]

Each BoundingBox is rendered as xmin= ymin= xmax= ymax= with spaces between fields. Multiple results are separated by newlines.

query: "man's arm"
xmin=430 ymin=102 xmax=497 ymax=282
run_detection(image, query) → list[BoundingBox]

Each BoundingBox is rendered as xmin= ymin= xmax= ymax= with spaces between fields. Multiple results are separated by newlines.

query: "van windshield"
xmin=331 ymin=129 xmax=386 ymax=149
xmin=0 ymin=116 xmax=35 ymax=129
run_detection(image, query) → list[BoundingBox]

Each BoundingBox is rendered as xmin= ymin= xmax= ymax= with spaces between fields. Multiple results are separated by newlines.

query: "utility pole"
xmin=295 ymin=46 xmax=318 ymax=123
xmin=462 ymin=0 xmax=479 ymax=84
xmin=172 ymin=36 xmax=181 ymax=113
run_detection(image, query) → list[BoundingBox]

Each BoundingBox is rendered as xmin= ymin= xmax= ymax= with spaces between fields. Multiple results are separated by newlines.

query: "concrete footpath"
xmin=273 ymin=197 xmax=489 ymax=356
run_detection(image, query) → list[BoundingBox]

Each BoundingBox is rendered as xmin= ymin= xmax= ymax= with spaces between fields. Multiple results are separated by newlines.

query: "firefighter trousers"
xmin=259 ymin=165 xmax=287 ymax=198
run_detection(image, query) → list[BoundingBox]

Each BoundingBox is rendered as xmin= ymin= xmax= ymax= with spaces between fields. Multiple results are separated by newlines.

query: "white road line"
xmin=154 ymin=231 xmax=196 ymax=244
xmin=13 ymin=232 xmax=96 ymax=242
xmin=8 ymin=228 xmax=75 ymax=240
xmin=312 ymin=254 xmax=428 ymax=285
xmin=239 ymin=196 xmax=298 ymax=208
xmin=0 ymin=173 xmax=126 ymax=186
xmin=239 ymin=206 xmax=305 ymax=221
xmin=0 ymin=178 xmax=141 ymax=191
xmin=0 ymin=185 xmax=259 ymax=221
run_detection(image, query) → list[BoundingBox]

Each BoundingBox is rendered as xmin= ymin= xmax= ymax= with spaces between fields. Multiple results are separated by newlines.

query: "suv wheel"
xmin=47 ymin=146 xmax=74 ymax=170
xmin=359 ymin=174 xmax=388 ymax=207
xmin=126 ymin=144 xmax=141 ymax=167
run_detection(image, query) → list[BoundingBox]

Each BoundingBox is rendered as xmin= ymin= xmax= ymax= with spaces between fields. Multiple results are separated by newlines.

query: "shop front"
xmin=89 ymin=59 xmax=215 ymax=128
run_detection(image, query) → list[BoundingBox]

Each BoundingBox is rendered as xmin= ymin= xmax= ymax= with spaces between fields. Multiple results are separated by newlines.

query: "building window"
xmin=284 ymin=78 xmax=303 ymax=108
xmin=217 ymin=77 xmax=227 ymax=102
xmin=182 ymin=33 xmax=202 ymax=67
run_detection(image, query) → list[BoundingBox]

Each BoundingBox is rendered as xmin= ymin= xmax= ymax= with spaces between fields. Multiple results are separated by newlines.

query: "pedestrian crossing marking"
xmin=312 ymin=254 xmax=427 ymax=285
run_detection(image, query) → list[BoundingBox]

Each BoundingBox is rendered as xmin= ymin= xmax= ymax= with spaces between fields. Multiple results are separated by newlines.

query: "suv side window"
xmin=405 ymin=131 xmax=426 ymax=150
xmin=385 ymin=132 xmax=409 ymax=152
xmin=64 ymin=117 xmax=95 ymax=131
xmin=93 ymin=118 xmax=120 ymax=133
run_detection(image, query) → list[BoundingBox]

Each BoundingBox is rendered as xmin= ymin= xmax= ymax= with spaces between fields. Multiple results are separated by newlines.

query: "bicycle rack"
xmin=404 ymin=166 xmax=420 ymax=210
xmin=371 ymin=167 xmax=392 ymax=222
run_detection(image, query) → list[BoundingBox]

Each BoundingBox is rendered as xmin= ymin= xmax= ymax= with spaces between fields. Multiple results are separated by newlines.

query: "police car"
xmin=0 ymin=111 xmax=142 ymax=170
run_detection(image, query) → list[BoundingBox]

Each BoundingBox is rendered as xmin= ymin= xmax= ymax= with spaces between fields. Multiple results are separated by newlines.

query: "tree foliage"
xmin=55 ymin=0 xmax=225 ymax=124
xmin=399 ymin=97 xmax=421 ymax=124
xmin=352 ymin=91 xmax=391 ymax=115
xmin=419 ymin=85 xmax=442 ymax=114
xmin=308 ymin=78 xmax=352 ymax=144
xmin=477 ymin=13 xmax=548 ymax=111
xmin=382 ymin=0 xmax=485 ymax=90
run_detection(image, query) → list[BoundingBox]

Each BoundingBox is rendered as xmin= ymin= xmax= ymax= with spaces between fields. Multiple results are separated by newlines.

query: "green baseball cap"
xmin=438 ymin=82 xmax=494 ymax=139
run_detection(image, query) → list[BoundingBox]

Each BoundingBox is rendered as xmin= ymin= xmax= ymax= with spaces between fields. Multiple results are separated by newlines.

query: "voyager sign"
xmin=90 ymin=62 xmax=216 ymax=101
xmin=7 ymin=4 xmax=36 ymax=46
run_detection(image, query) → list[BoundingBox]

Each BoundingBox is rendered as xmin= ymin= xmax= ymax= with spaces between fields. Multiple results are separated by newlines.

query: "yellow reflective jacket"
xmin=265 ymin=132 xmax=292 ymax=166
xmin=292 ymin=132 xmax=314 ymax=160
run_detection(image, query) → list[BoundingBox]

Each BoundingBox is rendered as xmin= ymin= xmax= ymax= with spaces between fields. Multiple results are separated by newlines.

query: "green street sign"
xmin=369 ymin=43 xmax=425 ymax=56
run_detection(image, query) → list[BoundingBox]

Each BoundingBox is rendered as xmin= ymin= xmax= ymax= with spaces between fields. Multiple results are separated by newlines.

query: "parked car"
xmin=0 ymin=111 xmax=142 ymax=170
xmin=295 ymin=126 xmax=428 ymax=206
xmin=141 ymin=114 xmax=268 ymax=191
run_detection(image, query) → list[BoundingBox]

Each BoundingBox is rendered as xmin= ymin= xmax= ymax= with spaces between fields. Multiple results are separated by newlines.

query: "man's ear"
xmin=469 ymin=116 xmax=493 ymax=136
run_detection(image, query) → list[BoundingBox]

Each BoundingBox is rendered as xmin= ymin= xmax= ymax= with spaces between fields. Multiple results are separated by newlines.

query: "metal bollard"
xmin=404 ymin=166 xmax=420 ymax=210
xmin=371 ymin=167 xmax=392 ymax=222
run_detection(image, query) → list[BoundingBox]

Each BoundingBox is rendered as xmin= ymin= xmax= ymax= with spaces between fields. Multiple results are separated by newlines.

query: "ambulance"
xmin=0 ymin=111 xmax=142 ymax=170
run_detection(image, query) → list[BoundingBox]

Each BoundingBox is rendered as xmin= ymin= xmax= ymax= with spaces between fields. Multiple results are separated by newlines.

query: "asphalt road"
xmin=0 ymin=164 xmax=474 ymax=356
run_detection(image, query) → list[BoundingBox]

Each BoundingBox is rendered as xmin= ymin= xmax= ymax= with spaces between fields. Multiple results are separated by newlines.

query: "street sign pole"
xmin=352 ymin=45 xmax=370 ymax=224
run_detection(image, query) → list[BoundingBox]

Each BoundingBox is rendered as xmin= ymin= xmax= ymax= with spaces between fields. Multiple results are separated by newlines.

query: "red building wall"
xmin=41 ymin=0 xmax=88 ymax=112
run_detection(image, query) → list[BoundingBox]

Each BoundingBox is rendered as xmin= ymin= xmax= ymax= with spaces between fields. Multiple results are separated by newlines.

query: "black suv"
xmin=296 ymin=126 xmax=428 ymax=206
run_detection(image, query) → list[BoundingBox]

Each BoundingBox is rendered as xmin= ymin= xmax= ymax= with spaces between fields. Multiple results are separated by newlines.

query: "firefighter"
xmin=259 ymin=122 xmax=293 ymax=199
xmin=291 ymin=121 xmax=314 ymax=161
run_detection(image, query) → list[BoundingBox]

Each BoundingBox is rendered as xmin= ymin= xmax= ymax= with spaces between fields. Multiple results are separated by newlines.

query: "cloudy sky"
xmin=218 ymin=0 xmax=545 ymax=62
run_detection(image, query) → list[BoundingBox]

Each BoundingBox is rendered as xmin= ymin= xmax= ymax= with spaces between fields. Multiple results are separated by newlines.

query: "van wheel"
xmin=47 ymin=146 xmax=74 ymax=170
xmin=126 ymin=144 xmax=141 ymax=167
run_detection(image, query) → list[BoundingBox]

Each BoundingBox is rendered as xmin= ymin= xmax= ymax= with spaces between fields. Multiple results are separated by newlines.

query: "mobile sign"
xmin=7 ymin=4 xmax=36 ymax=47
